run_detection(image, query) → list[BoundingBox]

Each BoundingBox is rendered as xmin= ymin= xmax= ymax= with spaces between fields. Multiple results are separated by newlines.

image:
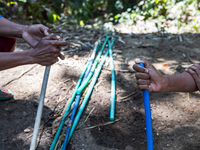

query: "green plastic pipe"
xmin=67 ymin=39 xmax=116 ymax=145
xmin=49 ymin=63 xmax=88 ymax=150
xmin=76 ymin=36 xmax=110 ymax=94
xmin=49 ymin=40 xmax=101 ymax=150
xmin=108 ymin=39 xmax=116 ymax=121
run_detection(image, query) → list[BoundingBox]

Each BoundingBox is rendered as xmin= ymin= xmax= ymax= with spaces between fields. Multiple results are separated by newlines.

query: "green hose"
xmin=108 ymin=39 xmax=116 ymax=121
xmin=76 ymin=36 xmax=110 ymax=94
xmin=49 ymin=62 xmax=89 ymax=150
xmin=67 ymin=38 xmax=116 ymax=145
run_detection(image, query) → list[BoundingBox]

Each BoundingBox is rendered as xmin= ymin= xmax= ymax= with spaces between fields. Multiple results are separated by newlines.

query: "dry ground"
xmin=1 ymin=23 xmax=200 ymax=150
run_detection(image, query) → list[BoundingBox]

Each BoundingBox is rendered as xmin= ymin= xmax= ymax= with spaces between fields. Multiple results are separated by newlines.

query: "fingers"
xmin=137 ymin=84 xmax=150 ymax=91
xmin=42 ymin=34 xmax=67 ymax=47
xmin=133 ymin=58 xmax=151 ymax=91
xmin=133 ymin=58 xmax=149 ymax=73
xmin=135 ymin=72 xmax=149 ymax=79
xmin=52 ymin=40 xmax=68 ymax=46
xmin=186 ymin=64 xmax=200 ymax=76
xmin=185 ymin=63 xmax=200 ymax=90
xmin=40 ymin=25 xmax=50 ymax=36
xmin=58 ymin=53 xmax=65 ymax=60
xmin=43 ymin=34 xmax=59 ymax=40
xmin=133 ymin=57 xmax=166 ymax=92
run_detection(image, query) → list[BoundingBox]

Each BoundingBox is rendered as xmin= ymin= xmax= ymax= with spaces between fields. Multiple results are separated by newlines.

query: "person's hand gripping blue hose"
xmin=139 ymin=62 xmax=153 ymax=150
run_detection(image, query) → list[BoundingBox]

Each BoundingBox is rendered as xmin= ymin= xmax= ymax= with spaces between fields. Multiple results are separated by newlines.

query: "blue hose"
xmin=139 ymin=62 xmax=153 ymax=150
xmin=62 ymin=59 xmax=94 ymax=150
xmin=50 ymin=42 xmax=101 ymax=150
xmin=67 ymin=38 xmax=115 ymax=145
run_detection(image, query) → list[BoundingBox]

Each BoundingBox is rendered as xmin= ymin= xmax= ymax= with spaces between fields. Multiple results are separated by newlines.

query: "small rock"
xmin=44 ymin=98 xmax=49 ymax=103
xmin=125 ymin=145 xmax=134 ymax=150
xmin=187 ymin=133 xmax=194 ymax=138
xmin=24 ymin=128 xmax=31 ymax=133
xmin=73 ymin=55 xmax=79 ymax=60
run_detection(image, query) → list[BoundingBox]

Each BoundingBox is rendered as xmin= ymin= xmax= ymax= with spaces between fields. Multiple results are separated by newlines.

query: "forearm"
xmin=0 ymin=17 xmax=28 ymax=38
xmin=0 ymin=51 xmax=34 ymax=71
xmin=162 ymin=72 xmax=198 ymax=92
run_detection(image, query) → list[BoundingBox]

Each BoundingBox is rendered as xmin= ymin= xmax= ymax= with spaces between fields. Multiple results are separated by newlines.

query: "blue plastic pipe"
xmin=139 ymin=63 xmax=153 ymax=150
xmin=61 ymin=38 xmax=109 ymax=149
xmin=62 ymin=53 xmax=96 ymax=150
xmin=49 ymin=62 xmax=89 ymax=150
xmin=76 ymin=36 xmax=110 ymax=94
xmin=67 ymin=39 xmax=115 ymax=145
xmin=50 ymin=41 xmax=102 ymax=150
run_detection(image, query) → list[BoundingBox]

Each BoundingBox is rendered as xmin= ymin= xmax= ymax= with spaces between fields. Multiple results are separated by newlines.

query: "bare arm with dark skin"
xmin=0 ymin=17 xmax=49 ymax=48
xmin=0 ymin=34 xmax=67 ymax=71
xmin=0 ymin=18 xmax=67 ymax=71
xmin=132 ymin=58 xmax=198 ymax=92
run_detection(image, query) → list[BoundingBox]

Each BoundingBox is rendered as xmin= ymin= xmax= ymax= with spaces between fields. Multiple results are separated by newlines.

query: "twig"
xmin=13 ymin=140 xmax=20 ymax=150
xmin=187 ymin=49 xmax=195 ymax=64
xmin=116 ymin=91 xmax=138 ymax=102
xmin=103 ymin=67 xmax=134 ymax=73
xmin=76 ymin=107 xmax=95 ymax=130
xmin=2 ymin=65 xmax=37 ymax=87
xmin=80 ymin=119 xmax=120 ymax=130
xmin=53 ymin=83 xmax=74 ymax=113
xmin=94 ymin=80 xmax=102 ymax=91
xmin=179 ymin=35 xmax=183 ymax=42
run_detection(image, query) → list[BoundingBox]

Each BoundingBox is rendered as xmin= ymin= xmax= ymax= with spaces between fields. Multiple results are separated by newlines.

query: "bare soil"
xmin=1 ymin=23 xmax=200 ymax=150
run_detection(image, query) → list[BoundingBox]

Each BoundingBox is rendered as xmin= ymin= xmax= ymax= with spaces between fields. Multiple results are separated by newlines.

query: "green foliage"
xmin=0 ymin=0 xmax=64 ymax=24
xmin=1 ymin=0 xmax=200 ymax=32
xmin=65 ymin=0 xmax=138 ymax=26
xmin=114 ymin=0 xmax=200 ymax=33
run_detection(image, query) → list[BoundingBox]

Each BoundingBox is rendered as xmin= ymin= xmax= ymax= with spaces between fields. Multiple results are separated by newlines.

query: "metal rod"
xmin=30 ymin=66 xmax=51 ymax=150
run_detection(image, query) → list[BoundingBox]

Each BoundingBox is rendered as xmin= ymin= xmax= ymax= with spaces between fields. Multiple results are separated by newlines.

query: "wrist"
xmin=21 ymin=25 xmax=29 ymax=38
xmin=159 ymin=75 xmax=169 ymax=92
xmin=24 ymin=50 xmax=35 ymax=64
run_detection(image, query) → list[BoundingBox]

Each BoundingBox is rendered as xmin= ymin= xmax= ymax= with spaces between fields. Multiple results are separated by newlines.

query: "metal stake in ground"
xmin=30 ymin=66 xmax=51 ymax=150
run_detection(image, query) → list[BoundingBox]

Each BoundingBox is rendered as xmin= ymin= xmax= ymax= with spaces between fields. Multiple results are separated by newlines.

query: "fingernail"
xmin=144 ymin=68 xmax=148 ymax=73
xmin=148 ymin=85 xmax=151 ymax=90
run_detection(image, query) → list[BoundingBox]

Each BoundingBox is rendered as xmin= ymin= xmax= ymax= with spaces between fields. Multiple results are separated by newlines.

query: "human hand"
xmin=29 ymin=34 xmax=67 ymax=66
xmin=22 ymin=24 xmax=50 ymax=48
xmin=185 ymin=63 xmax=200 ymax=90
xmin=132 ymin=57 xmax=167 ymax=92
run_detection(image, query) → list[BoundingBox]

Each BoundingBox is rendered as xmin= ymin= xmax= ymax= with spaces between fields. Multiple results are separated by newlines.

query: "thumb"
xmin=40 ymin=25 xmax=49 ymax=36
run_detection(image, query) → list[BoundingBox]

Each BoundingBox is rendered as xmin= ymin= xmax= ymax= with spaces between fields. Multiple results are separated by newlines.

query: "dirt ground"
xmin=1 ymin=22 xmax=200 ymax=150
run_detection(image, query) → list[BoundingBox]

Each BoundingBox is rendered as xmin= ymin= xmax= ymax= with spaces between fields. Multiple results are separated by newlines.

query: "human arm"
xmin=0 ymin=34 xmax=67 ymax=71
xmin=0 ymin=17 xmax=49 ymax=47
xmin=132 ymin=58 xmax=198 ymax=92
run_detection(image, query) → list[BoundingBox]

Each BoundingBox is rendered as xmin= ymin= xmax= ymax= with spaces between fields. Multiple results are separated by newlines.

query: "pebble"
xmin=187 ymin=133 xmax=194 ymax=138
xmin=24 ymin=128 xmax=31 ymax=133
xmin=44 ymin=98 xmax=49 ymax=103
